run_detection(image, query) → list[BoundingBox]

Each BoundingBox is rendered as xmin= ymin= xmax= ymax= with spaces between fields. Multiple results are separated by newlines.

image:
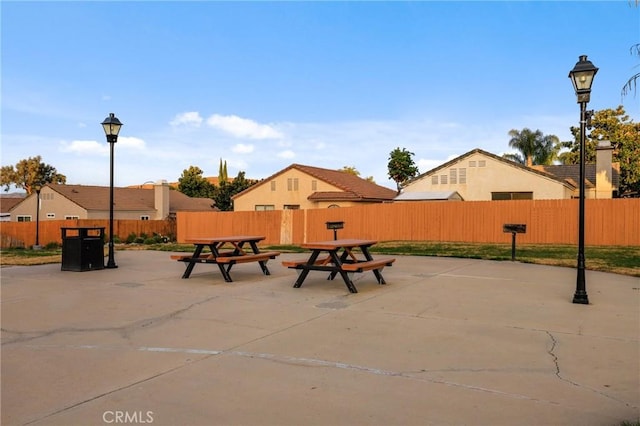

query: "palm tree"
xmin=503 ymin=128 xmax=559 ymax=167
xmin=621 ymin=43 xmax=639 ymax=99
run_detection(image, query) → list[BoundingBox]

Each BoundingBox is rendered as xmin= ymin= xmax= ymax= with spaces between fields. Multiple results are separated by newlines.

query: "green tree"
xmin=503 ymin=128 xmax=559 ymax=167
xmin=338 ymin=166 xmax=374 ymax=182
xmin=558 ymin=106 xmax=640 ymax=195
xmin=387 ymin=147 xmax=419 ymax=191
xmin=0 ymin=156 xmax=66 ymax=194
xmin=218 ymin=159 xmax=228 ymax=183
xmin=177 ymin=166 xmax=215 ymax=198
xmin=213 ymin=171 xmax=258 ymax=211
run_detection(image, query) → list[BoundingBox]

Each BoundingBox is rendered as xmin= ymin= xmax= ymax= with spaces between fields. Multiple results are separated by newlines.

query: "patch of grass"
xmin=1 ymin=247 xmax=64 ymax=266
xmin=2 ymin=241 xmax=638 ymax=277
xmin=368 ymin=241 xmax=640 ymax=277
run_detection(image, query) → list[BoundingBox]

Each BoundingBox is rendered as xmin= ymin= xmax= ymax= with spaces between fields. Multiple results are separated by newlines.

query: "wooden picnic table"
xmin=172 ymin=235 xmax=280 ymax=282
xmin=282 ymin=239 xmax=395 ymax=293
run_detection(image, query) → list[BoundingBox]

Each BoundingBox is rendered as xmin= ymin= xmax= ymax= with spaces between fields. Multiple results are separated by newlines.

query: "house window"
xmin=478 ymin=160 xmax=486 ymax=167
xmin=311 ymin=180 xmax=317 ymax=191
xmin=140 ymin=215 xmax=150 ymax=220
xmin=287 ymin=178 xmax=299 ymax=191
xmin=17 ymin=215 xmax=32 ymax=222
xmin=440 ymin=174 xmax=448 ymax=184
xmin=255 ymin=205 xmax=275 ymax=211
xmin=431 ymin=175 xmax=438 ymax=185
xmin=450 ymin=169 xmax=457 ymax=184
xmin=328 ymin=204 xmax=340 ymax=208
xmin=283 ymin=205 xmax=300 ymax=210
xmin=42 ymin=193 xmax=53 ymax=200
xmin=46 ymin=213 xmax=55 ymax=219
xmin=270 ymin=181 xmax=276 ymax=191
xmin=65 ymin=215 xmax=79 ymax=220
xmin=469 ymin=161 xmax=476 ymax=167
xmin=491 ymin=192 xmax=533 ymax=200
xmin=459 ymin=168 xmax=467 ymax=184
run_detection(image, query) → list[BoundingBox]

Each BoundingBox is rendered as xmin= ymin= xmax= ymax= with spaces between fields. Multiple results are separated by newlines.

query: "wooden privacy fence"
xmin=2 ymin=199 xmax=638 ymax=248
xmin=175 ymin=199 xmax=640 ymax=247
xmin=0 ymin=219 xmax=174 ymax=248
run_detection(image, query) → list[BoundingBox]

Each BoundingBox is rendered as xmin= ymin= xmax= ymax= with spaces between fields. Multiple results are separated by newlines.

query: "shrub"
xmin=125 ymin=232 xmax=137 ymax=244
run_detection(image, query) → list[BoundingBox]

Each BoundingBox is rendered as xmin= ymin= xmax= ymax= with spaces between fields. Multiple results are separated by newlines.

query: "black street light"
xmin=101 ymin=112 xmax=123 ymax=269
xmin=34 ymin=182 xmax=42 ymax=250
xmin=568 ymin=55 xmax=598 ymax=304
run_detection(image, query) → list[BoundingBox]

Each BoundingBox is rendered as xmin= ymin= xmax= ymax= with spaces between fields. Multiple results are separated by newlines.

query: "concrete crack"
xmin=1 ymin=295 xmax=220 ymax=346
xmin=544 ymin=330 xmax=635 ymax=409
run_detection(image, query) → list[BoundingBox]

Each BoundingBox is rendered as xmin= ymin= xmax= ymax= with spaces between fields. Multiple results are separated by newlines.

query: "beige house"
xmin=232 ymin=164 xmax=397 ymax=211
xmin=402 ymin=146 xmax=618 ymax=201
xmin=0 ymin=196 xmax=24 ymax=221
xmin=9 ymin=180 xmax=216 ymax=222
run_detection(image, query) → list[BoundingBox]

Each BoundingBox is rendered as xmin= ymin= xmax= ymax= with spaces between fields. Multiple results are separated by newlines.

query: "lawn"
xmin=1 ymin=241 xmax=638 ymax=277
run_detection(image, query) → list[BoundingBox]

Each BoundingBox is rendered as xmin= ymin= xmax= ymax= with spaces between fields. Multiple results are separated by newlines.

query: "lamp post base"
xmin=572 ymin=291 xmax=589 ymax=304
xmin=105 ymin=243 xmax=117 ymax=268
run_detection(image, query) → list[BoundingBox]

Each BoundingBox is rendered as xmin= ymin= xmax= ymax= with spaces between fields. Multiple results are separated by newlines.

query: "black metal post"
xmin=573 ymin=102 xmax=588 ymax=304
xmin=106 ymin=137 xmax=118 ymax=268
xmin=34 ymin=188 xmax=41 ymax=249
xmin=510 ymin=232 xmax=516 ymax=261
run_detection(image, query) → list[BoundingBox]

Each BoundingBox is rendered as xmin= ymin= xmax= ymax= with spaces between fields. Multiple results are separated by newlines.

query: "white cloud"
xmin=232 ymin=143 xmax=254 ymax=154
xmin=277 ymin=150 xmax=295 ymax=159
xmin=59 ymin=136 xmax=145 ymax=156
xmin=170 ymin=111 xmax=203 ymax=127
xmin=60 ymin=140 xmax=108 ymax=155
xmin=206 ymin=114 xmax=283 ymax=139
xmin=417 ymin=158 xmax=443 ymax=172
xmin=118 ymin=136 xmax=146 ymax=150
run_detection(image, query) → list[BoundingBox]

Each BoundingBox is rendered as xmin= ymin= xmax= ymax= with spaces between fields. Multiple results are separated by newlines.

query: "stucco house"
xmin=9 ymin=180 xmax=216 ymax=222
xmin=0 ymin=196 xmax=24 ymax=222
xmin=231 ymin=164 xmax=398 ymax=211
xmin=401 ymin=144 xmax=618 ymax=201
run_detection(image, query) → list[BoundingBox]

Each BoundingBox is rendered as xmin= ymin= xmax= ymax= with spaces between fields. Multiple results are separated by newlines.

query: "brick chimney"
xmin=154 ymin=180 xmax=170 ymax=219
xmin=595 ymin=140 xmax=613 ymax=199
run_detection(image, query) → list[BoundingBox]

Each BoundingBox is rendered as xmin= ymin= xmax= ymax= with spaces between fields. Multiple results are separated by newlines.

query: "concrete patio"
xmin=1 ymin=250 xmax=638 ymax=426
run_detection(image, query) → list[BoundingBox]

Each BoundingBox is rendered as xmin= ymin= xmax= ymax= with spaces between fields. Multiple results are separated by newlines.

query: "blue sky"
xmin=2 ymin=1 xmax=639 ymax=191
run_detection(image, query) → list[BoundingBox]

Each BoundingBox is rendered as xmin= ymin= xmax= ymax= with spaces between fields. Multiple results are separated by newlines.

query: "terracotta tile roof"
xmin=412 ymin=148 xmax=576 ymax=189
xmin=307 ymin=191 xmax=362 ymax=201
xmin=531 ymin=164 xmax=620 ymax=189
xmin=0 ymin=196 xmax=24 ymax=213
xmin=47 ymin=184 xmax=215 ymax=213
xmin=233 ymin=164 xmax=397 ymax=202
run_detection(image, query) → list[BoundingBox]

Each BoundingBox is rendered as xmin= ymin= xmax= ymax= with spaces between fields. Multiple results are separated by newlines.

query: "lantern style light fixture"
xmin=101 ymin=113 xmax=123 ymax=268
xmin=568 ymin=55 xmax=598 ymax=305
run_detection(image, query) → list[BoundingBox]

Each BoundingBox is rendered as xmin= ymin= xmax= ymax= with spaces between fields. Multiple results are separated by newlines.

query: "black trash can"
xmin=61 ymin=227 xmax=106 ymax=271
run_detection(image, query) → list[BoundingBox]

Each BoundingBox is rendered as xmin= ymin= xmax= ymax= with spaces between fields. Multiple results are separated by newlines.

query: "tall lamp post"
xmin=568 ymin=55 xmax=598 ymax=304
xmin=34 ymin=182 xmax=42 ymax=250
xmin=101 ymin=113 xmax=123 ymax=269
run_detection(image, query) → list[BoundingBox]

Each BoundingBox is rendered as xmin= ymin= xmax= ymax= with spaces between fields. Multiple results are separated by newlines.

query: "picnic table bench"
xmin=173 ymin=236 xmax=280 ymax=282
xmin=283 ymin=239 xmax=395 ymax=293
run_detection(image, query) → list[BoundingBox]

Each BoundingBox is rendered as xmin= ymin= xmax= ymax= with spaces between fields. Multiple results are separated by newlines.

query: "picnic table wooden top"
xmin=300 ymin=239 xmax=378 ymax=250
xmin=184 ymin=236 xmax=265 ymax=245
